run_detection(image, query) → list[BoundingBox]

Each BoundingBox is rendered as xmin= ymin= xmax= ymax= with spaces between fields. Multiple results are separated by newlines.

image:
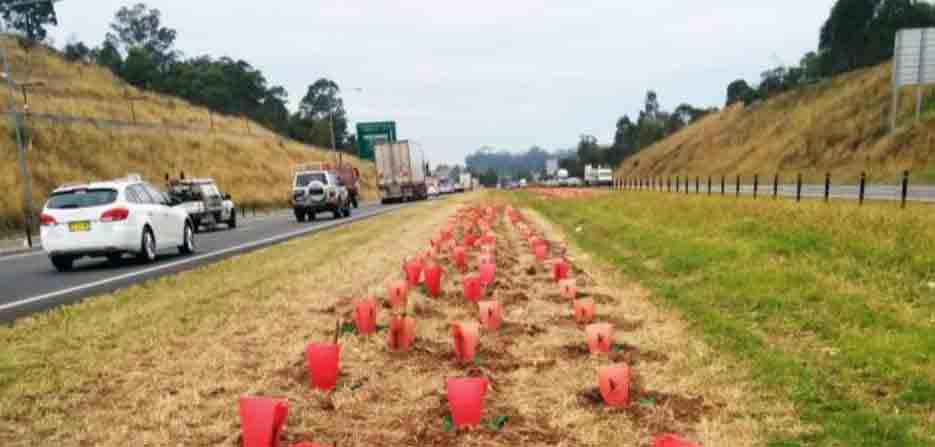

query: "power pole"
xmin=1 ymin=0 xmax=66 ymax=247
xmin=2 ymin=40 xmax=30 ymax=247
xmin=329 ymin=112 xmax=340 ymax=166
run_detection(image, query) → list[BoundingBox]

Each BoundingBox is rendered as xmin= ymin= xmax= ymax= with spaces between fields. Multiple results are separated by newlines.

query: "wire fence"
xmin=613 ymin=172 xmax=933 ymax=208
xmin=16 ymin=110 xmax=293 ymax=144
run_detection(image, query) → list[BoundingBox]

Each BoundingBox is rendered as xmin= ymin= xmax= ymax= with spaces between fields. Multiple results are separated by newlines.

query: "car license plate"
xmin=68 ymin=221 xmax=91 ymax=232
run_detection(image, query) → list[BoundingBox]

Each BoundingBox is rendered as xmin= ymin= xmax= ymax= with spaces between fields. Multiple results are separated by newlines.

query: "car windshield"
xmin=200 ymin=184 xmax=220 ymax=196
xmin=47 ymin=188 xmax=118 ymax=209
xmin=169 ymin=184 xmax=199 ymax=200
xmin=296 ymin=173 xmax=327 ymax=187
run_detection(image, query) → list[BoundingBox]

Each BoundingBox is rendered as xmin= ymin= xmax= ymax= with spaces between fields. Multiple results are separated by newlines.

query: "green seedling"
xmin=376 ymin=323 xmax=389 ymax=333
xmin=487 ymin=415 xmax=509 ymax=431
xmin=443 ymin=414 xmax=454 ymax=432
xmin=639 ymin=396 xmax=657 ymax=406
xmin=473 ymin=354 xmax=481 ymax=365
xmin=341 ymin=322 xmax=357 ymax=336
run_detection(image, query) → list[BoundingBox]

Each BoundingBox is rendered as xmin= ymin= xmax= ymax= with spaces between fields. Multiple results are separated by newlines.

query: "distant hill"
xmin=616 ymin=63 xmax=935 ymax=184
xmin=0 ymin=37 xmax=375 ymax=231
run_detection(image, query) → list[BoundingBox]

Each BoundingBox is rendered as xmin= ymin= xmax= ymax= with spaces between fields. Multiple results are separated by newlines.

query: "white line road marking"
xmin=0 ymin=206 xmax=400 ymax=313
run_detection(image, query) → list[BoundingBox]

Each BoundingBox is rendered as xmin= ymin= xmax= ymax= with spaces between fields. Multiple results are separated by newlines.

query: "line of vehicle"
xmin=0 ymin=204 xmax=402 ymax=313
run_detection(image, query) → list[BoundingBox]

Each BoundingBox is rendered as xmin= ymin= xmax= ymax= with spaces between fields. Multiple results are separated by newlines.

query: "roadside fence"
xmin=613 ymin=171 xmax=929 ymax=208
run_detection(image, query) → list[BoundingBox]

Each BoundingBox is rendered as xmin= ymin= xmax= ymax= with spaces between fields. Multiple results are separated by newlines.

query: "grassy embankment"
xmin=619 ymin=62 xmax=935 ymax=184
xmin=508 ymin=190 xmax=935 ymax=446
xmin=0 ymin=36 xmax=376 ymax=233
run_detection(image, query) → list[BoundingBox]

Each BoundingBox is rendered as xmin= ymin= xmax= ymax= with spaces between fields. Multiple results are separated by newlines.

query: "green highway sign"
xmin=356 ymin=121 xmax=397 ymax=161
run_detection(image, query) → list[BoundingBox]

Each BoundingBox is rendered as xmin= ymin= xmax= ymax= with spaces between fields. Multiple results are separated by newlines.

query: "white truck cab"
xmin=166 ymin=177 xmax=236 ymax=232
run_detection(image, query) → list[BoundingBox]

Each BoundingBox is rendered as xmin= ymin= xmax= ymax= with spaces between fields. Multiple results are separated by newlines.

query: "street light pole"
xmin=329 ymin=111 xmax=338 ymax=166
xmin=1 ymin=0 xmax=64 ymax=247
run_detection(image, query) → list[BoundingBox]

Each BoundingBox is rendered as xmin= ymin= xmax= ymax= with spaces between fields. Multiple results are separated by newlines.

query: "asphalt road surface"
xmin=0 ymin=202 xmax=407 ymax=323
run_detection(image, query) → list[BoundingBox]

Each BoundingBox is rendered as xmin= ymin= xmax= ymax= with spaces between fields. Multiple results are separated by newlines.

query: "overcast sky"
xmin=51 ymin=1 xmax=835 ymax=165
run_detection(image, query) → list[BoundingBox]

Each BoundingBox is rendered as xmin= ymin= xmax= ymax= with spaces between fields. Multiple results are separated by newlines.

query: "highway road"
xmin=0 ymin=202 xmax=406 ymax=323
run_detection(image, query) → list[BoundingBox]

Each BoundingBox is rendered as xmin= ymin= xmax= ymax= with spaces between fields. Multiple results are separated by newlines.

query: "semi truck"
xmin=375 ymin=140 xmax=428 ymax=204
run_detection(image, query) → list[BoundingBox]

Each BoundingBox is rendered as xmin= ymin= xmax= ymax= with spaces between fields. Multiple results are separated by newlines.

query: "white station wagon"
xmin=39 ymin=174 xmax=196 ymax=272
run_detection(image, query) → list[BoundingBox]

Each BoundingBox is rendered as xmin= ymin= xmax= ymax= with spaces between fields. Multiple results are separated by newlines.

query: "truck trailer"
xmin=375 ymin=140 xmax=428 ymax=203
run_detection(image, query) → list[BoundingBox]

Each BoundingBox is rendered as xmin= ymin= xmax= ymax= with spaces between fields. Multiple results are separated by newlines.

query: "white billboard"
xmin=891 ymin=27 xmax=935 ymax=130
xmin=894 ymin=28 xmax=935 ymax=87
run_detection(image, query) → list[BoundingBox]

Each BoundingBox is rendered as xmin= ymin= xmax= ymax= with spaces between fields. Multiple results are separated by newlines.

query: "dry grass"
xmin=619 ymin=62 xmax=935 ymax=184
xmin=0 ymin=37 xmax=375 ymax=232
xmin=0 ymin=193 xmax=797 ymax=446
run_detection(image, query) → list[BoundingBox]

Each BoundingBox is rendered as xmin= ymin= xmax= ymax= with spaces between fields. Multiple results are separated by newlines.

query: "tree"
xmin=95 ymin=40 xmax=123 ymax=74
xmin=298 ymin=78 xmax=349 ymax=150
xmin=818 ymin=0 xmax=935 ymax=77
xmin=0 ymin=0 xmax=58 ymax=43
xmin=819 ymin=0 xmax=878 ymax=75
xmin=64 ymin=41 xmax=92 ymax=63
xmin=255 ymin=86 xmax=290 ymax=134
xmin=559 ymin=156 xmax=582 ymax=178
xmin=726 ymin=79 xmax=758 ymax=106
xmin=758 ymin=67 xmax=787 ymax=97
xmin=643 ymin=90 xmax=660 ymax=120
xmin=609 ymin=115 xmax=636 ymax=165
xmin=106 ymin=2 xmax=178 ymax=81
xmin=576 ymin=134 xmax=603 ymax=168
xmin=122 ymin=47 xmax=159 ymax=89
xmin=799 ymin=51 xmax=823 ymax=83
xmin=107 ymin=3 xmax=177 ymax=56
xmin=478 ymin=168 xmax=499 ymax=187
xmin=299 ymin=78 xmax=342 ymax=120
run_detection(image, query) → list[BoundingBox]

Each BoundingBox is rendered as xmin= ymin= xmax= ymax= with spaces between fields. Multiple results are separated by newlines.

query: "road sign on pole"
xmin=356 ymin=121 xmax=396 ymax=161
xmin=891 ymin=27 xmax=935 ymax=131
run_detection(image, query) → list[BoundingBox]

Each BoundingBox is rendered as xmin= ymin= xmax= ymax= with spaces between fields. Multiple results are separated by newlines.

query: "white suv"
xmin=39 ymin=175 xmax=196 ymax=272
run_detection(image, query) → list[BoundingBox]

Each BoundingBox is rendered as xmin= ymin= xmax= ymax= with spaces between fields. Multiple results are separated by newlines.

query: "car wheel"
xmin=295 ymin=209 xmax=307 ymax=222
xmin=137 ymin=227 xmax=157 ymax=264
xmin=191 ymin=218 xmax=201 ymax=233
xmin=332 ymin=207 xmax=341 ymax=219
xmin=51 ymin=255 xmax=74 ymax=272
xmin=344 ymin=205 xmax=352 ymax=218
xmin=308 ymin=210 xmax=316 ymax=221
xmin=178 ymin=222 xmax=195 ymax=255
xmin=228 ymin=212 xmax=237 ymax=229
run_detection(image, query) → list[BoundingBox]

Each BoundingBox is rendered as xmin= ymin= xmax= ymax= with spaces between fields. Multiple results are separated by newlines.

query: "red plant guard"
xmin=239 ymin=396 xmax=289 ymax=447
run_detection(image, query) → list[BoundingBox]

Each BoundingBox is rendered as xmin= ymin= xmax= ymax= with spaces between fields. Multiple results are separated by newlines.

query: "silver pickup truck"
xmin=292 ymin=165 xmax=351 ymax=222
xmin=167 ymin=178 xmax=236 ymax=232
